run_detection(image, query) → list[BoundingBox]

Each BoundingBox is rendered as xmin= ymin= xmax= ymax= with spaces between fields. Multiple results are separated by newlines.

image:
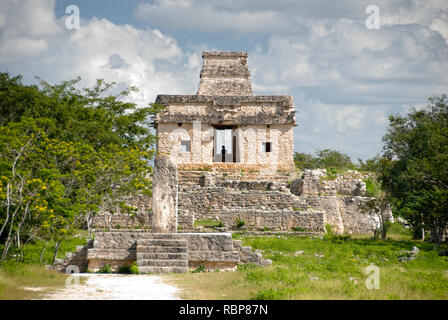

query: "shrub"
xmin=236 ymin=218 xmax=246 ymax=229
xmin=129 ymin=262 xmax=139 ymax=274
xmin=98 ymin=264 xmax=113 ymax=274
xmin=117 ymin=262 xmax=139 ymax=274
xmin=192 ymin=265 xmax=205 ymax=273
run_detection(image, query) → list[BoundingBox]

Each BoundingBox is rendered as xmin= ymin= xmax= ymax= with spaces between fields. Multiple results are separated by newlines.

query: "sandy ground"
xmin=39 ymin=274 xmax=181 ymax=300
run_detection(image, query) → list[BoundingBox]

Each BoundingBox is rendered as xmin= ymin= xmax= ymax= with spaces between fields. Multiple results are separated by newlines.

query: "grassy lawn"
xmin=166 ymin=225 xmax=448 ymax=300
xmin=0 ymin=263 xmax=70 ymax=300
xmin=0 ymin=232 xmax=88 ymax=300
xmin=194 ymin=219 xmax=223 ymax=228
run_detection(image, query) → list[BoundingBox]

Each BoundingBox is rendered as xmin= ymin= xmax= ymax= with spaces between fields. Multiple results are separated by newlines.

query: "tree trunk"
xmin=52 ymin=241 xmax=61 ymax=264
xmin=1 ymin=237 xmax=13 ymax=260
xmin=86 ymin=214 xmax=93 ymax=238
xmin=40 ymin=242 xmax=48 ymax=264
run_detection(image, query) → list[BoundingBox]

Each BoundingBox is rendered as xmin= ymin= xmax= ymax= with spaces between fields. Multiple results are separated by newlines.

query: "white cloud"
xmin=2 ymin=0 xmax=446 ymax=160
xmin=0 ymin=0 xmax=200 ymax=107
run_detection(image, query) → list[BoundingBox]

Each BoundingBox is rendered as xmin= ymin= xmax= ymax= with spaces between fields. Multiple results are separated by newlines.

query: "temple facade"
xmin=154 ymin=51 xmax=296 ymax=173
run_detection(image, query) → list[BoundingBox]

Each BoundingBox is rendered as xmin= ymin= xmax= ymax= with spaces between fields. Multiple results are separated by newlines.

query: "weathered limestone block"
xmin=338 ymin=196 xmax=384 ymax=234
xmin=93 ymin=194 xmax=152 ymax=229
xmin=197 ymin=51 xmax=253 ymax=96
xmin=303 ymin=195 xmax=345 ymax=234
xmin=290 ymin=169 xmax=368 ymax=197
xmin=152 ymin=155 xmax=178 ymax=233
xmin=284 ymin=210 xmax=326 ymax=232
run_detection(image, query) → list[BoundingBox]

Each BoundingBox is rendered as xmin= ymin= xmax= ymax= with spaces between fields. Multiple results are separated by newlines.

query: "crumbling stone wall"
xmin=92 ymin=194 xmax=152 ymax=229
xmin=290 ymin=169 xmax=390 ymax=234
xmin=177 ymin=168 xmax=385 ymax=234
xmin=290 ymin=169 xmax=368 ymax=196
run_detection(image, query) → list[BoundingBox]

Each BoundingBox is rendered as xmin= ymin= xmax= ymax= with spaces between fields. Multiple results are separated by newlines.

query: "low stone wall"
xmin=178 ymin=187 xmax=306 ymax=223
xmin=86 ymin=230 xmax=270 ymax=272
xmin=302 ymin=195 xmax=376 ymax=234
xmin=92 ymin=194 xmax=152 ymax=229
xmin=220 ymin=209 xmax=325 ymax=232
xmin=91 ymin=212 xmax=152 ymax=229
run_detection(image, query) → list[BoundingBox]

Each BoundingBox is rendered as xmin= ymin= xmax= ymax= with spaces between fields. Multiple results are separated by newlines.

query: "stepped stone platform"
xmin=84 ymin=230 xmax=271 ymax=273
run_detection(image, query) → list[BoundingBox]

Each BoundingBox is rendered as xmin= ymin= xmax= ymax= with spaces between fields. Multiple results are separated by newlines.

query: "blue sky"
xmin=1 ymin=0 xmax=447 ymax=161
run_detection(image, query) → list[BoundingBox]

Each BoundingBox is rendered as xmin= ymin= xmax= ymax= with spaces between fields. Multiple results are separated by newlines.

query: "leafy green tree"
xmin=294 ymin=149 xmax=355 ymax=170
xmin=358 ymin=154 xmax=384 ymax=172
xmin=315 ymin=149 xmax=355 ymax=169
xmin=0 ymin=73 xmax=156 ymax=261
xmin=293 ymin=152 xmax=318 ymax=170
xmin=380 ymin=95 xmax=448 ymax=245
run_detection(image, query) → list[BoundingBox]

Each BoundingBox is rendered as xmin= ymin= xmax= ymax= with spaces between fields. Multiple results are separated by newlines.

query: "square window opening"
xmin=262 ymin=142 xmax=272 ymax=153
xmin=180 ymin=140 xmax=191 ymax=152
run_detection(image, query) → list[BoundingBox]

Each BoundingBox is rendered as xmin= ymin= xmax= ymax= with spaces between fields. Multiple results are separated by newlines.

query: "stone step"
xmin=232 ymin=240 xmax=242 ymax=248
xmin=139 ymin=266 xmax=188 ymax=274
xmin=137 ymin=239 xmax=187 ymax=247
xmin=137 ymin=253 xmax=188 ymax=260
xmin=241 ymin=246 xmax=253 ymax=253
xmin=138 ymin=259 xmax=188 ymax=267
xmin=76 ymin=245 xmax=85 ymax=252
xmin=149 ymin=233 xmax=183 ymax=240
xmin=137 ymin=246 xmax=188 ymax=254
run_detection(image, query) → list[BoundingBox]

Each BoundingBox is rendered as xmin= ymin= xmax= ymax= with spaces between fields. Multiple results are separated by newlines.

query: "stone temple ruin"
xmin=52 ymin=51 xmax=384 ymax=274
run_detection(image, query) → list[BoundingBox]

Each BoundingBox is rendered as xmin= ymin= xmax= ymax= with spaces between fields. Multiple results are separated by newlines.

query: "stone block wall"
xmin=177 ymin=168 xmax=385 ymax=235
xmin=92 ymin=194 xmax=152 ymax=229
xmin=85 ymin=230 xmax=270 ymax=272
xmin=220 ymin=209 xmax=325 ymax=232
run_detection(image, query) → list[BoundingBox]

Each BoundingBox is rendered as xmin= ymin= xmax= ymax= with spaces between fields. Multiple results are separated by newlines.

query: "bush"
xmin=192 ymin=265 xmax=205 ymax=273
xmin=98 ymin=264 xmax=113 ymax=274
xmin=236 ymin=218 xmax=246 ymax=229
xmin=118 ymin=262 xmax=139 ymax=274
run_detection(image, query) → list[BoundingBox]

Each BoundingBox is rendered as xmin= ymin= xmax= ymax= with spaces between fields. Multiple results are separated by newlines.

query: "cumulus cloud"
xmin=2 ymin=0 xmax=446 ymax=160
xmin=0 ymin=0 xmax=200 ymax=107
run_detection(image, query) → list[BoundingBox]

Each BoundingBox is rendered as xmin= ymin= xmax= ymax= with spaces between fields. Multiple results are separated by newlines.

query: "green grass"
xmin=194 ymin=219 xmax=223 ymax=228
xmin=167 ymin=225 xmax=448 ymax=300
xmin=0 ymin=262 xmax=70 ymax=300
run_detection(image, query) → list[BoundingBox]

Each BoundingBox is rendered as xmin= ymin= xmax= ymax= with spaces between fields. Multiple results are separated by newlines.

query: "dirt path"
xmin=40 ymin=274 xmax=181 ymax=300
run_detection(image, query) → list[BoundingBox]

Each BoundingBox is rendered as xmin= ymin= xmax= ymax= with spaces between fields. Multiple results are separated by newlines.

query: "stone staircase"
xmin=232 ymin=239 xmax=272 ymax=266
xmin=136 ymin=235 xmax=189 ymax=273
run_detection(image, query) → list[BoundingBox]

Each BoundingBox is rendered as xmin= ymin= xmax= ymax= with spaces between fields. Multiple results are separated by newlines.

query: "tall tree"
xmin=380 ymin=95 xmax=448 ymax=245
xmin=0 ymin=73 xmax=155 ymax=261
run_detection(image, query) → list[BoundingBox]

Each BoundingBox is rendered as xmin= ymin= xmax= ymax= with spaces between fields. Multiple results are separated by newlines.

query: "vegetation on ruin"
xmin=193 ymin=219 xmax=223 ymax=228
xmin=295 ymin=96 xmax=448 ymax=246
xmin=166 ymin=224 xmax=448 ymax=300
